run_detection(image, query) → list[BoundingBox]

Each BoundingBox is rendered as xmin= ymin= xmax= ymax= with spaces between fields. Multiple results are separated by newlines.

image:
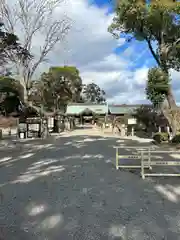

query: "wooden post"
xmin=125 ymin=126 xmax=127 ymax=136
xmin=116 ymin=148 xmax=119 ymax=170
xmin=148 ymin=148 xmax=152 ymax=170
xmin=131 ymin=126 xmax=134 ymax=136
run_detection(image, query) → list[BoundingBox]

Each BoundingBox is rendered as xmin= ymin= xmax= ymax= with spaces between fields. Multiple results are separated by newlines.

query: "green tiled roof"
xmin=66 ymin=103 xmax=149 ymax=115
xmin=66 ymin=104 xmax=108 ymax=115
xmin=108 ymin=105 xmax=138 ymax=114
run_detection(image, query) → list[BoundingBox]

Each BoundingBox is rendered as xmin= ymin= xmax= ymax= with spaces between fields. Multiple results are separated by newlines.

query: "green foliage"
xmin=134 ymin=104 xmax=167 ymax=130
xmin=153 ymin=132 xmax=169 ymax=143
xmin=137 ymin=0 xmax=178 ymax=6
xmin=109 ymin=0 xmax=180 ymax=38
xmin=82 ymin=83 xmax=106 ymax=104
xmin=0 ymin=67 xmax=107 ymax=115
xmin=108 ymin=0 xmax=180 ymax=69
xmin=108 ymin=0 xmax=180 ymax=135
xmin=146 ymin=67 xmax=169 ymax=107
xmin=0 ymin=76 xmax=23 ymax=98
xmin=0 ymin=95 xmax=20 ymax=115
xmin=171 ymin=134 xmax=180 ymax=144
xmin=0 ymin=76 xmax=24 ymax=116
xmin=33 ymin=66 xmax=83 ymax=111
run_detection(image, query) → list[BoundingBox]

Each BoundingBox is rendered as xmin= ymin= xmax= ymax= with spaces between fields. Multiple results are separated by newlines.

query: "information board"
xmin=128 ymin=118 xmax=137 ymax=125
xmin=28 ymin=123 xmax=39 ymax=131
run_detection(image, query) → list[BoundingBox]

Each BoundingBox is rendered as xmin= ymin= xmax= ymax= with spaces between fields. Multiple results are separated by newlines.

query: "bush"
xmin=153 ymin=132 xmax=169 ymax=143
xmin=171 ymin=134 xmax=180 ymax=144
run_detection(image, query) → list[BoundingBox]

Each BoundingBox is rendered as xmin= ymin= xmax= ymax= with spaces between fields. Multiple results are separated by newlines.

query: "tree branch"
xmin=29 ymin=18 xmax=70 ymax=79
xmin=145 ymin=37 xmax=161 ymax=66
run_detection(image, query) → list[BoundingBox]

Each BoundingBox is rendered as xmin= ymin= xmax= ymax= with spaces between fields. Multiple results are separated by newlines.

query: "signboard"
xmin=128 ymin=118 xmax=137 ymax=125
xmin=26 ymin=117 xmax=41 ymax=124
xmin=84 ymin=116 xmax=93 ymax=119
xmin=94 ymin=109 xmax=103 ymax=113
xmin=150 ymin=161 xmax=180 ymax=166
xmin=118 ymin=155 xmax=141 ymax=159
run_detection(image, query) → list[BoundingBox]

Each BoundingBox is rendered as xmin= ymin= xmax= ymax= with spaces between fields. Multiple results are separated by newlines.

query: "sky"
xmin=5 ymin=0 xmax=180 ymax=104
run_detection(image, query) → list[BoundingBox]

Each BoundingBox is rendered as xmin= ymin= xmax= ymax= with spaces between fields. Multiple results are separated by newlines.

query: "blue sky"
xmin=88 ymin=0 xmax=112 ymax=8
xmin=89 ymin=0 xmax=157 ymax=69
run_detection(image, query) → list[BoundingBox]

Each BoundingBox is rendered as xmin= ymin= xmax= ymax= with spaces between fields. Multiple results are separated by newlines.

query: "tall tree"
xmin=108 ymin=0 xmax=180 ymax=135
xmin=0 ymin=22 xmax=31 ymax=75
xmin=0 ymin=0 xmax=71 ymax=103
xmin=33 ymin=66 xmax=83 ymax=111
xmin=82 ymin=83 xmax=106 ymax=104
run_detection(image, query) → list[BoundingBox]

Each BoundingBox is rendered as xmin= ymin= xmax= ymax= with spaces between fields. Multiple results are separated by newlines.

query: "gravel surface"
xmin=1 ymin=129 xmax=180 ymax=239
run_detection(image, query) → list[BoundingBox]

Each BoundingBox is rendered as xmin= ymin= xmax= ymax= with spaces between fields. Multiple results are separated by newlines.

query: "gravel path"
xmin=1 ymin=129 xmax=180 ymax=239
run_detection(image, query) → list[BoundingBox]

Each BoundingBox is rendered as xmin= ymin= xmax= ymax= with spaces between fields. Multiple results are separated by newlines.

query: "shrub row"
xmin=171 ymin=134 xmax=180 ymax=144
xmin=153 ymin=132 xmax=180 ymax=144
xmin=153 ymin=132 xmax=169 ymax=143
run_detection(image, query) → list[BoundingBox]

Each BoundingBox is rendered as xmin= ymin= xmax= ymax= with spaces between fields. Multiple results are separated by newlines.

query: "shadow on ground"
xmin=1 ymin=134 xmax=180 ymax=239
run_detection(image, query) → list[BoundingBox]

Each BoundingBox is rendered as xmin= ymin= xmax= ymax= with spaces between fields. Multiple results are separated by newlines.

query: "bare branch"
xmin=29 ymin=18 xmax=70 ymax=79
xmin=0 ymin=0 xmax=71 ymax=102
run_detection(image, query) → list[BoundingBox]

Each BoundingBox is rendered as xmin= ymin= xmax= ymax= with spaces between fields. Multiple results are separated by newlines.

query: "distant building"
xmin=65 ymin=103 xmax=170 ymax=136
xmin=66 ymin=103 xmax=108 ymax=116
xmin=66 ymin=103 xmax=151 ymax=116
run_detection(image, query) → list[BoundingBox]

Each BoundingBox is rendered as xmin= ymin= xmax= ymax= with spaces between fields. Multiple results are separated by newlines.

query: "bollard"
xmin=141 ymin=151 xmax=145 ymax=179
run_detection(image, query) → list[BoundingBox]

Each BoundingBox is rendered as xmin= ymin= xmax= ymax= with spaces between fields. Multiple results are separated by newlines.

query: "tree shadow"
xmin=1 ymin=134 xmax=180 ymax=239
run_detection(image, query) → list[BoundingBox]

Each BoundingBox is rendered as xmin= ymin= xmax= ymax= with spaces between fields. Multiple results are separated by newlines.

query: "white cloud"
xmin=50 ymin=0 xmax=125 ymax=67
xmin=50 ymin=0 xmax=149 ymax=103
xmin=133 ymin=67 xmax=149 ymax=85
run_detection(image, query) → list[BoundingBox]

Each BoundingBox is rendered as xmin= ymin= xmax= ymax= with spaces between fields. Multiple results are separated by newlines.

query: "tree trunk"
xmin=167 ymin=88 xmax=177 ymax=136
xmin=162 ymin=88 xmax=180 ymax=137
xmin=167 ymin=88 xmax=176 ymax=108
xmin=22 ymin=85 xmax=29 ymax=104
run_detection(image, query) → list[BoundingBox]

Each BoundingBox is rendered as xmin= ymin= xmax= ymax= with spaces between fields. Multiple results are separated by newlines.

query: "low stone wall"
xmin=0 ymin=116 xmax=18 ymax=128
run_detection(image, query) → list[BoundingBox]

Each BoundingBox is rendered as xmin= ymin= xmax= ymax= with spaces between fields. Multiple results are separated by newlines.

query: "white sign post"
xmin=128 ymin=118 xmax=137 ymax=125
